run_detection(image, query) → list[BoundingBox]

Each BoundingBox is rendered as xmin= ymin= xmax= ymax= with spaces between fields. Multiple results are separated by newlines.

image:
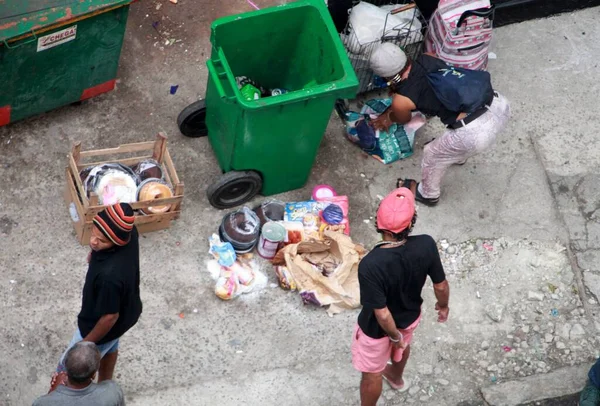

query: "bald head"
xmin=64 ymin=341 xmax=101 ymax=383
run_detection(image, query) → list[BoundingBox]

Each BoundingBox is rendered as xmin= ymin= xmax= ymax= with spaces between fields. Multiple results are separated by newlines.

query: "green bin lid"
xmin=0 ymin=0 xmax=134 ymax=42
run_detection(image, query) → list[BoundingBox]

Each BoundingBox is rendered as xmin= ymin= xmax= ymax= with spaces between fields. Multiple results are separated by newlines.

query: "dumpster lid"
xmin=0 ymin=0 xmax=133 ymax=42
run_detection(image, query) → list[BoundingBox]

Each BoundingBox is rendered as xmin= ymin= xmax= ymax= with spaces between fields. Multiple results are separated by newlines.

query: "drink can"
xmin=257 ymin=222 xmax=286 ymax=260
xmin=271 ymin=88 xmax=288 ymax=96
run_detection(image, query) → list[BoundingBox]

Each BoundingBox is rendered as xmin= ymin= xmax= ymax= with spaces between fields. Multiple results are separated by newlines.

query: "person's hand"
xmin=436 ymin=303 xmax=449 ymax=323
xmin=371 ymin=113 xmax=393 ymax=132
xmin=390 ymin=332 xmax=406 ymax=349
xmin=392 ymin=338 xmax=407 ymax=350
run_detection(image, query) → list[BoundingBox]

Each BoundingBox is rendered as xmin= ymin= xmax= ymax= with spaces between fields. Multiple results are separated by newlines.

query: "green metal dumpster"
xmin=0 ymin=0 xmax=136 ymax=127
xmin=179 ymin=0 xmax=358 ymax=209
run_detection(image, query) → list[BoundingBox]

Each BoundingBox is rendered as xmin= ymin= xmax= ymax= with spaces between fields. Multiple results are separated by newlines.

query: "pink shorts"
xmin=351 ymin=315 xmax=421 ymax=373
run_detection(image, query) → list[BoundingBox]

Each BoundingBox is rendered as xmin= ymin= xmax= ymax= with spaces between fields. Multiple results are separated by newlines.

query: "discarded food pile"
xmin=64 ymin=134 xmax=184 ymax=245
xmin=79 ymin=159 xmax=174 ymax=213
xmin=207 ymin=185 xmax=366 ymax=315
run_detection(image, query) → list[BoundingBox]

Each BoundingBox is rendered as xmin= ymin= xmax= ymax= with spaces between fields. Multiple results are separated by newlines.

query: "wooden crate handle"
xmin=153 ymin=133 xmax=168 ymax=163
xmin=72 ymin=142 xmax=82 ymax=164
xmin=173 ymin=183 xmax=184 ymax=212
xmin=89 ymin=192 xmax=99 ymax=207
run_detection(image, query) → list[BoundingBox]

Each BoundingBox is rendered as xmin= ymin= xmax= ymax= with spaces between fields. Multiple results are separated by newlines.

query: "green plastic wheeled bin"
xmin=0 ymin=0 xmax=136 ymax=127
xmin=179 ymin=0 xmax=358 ymax=209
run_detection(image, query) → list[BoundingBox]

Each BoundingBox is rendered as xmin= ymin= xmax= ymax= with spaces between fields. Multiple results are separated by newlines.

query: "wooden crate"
xmin=64 ymin=133 xmax=184 ymax=245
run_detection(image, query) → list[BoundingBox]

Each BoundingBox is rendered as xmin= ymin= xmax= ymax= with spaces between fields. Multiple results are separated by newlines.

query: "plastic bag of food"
xmin=274 ymin=265 xmax=297 ymax=291
xmin=213 ymin=261 xmax=257 ymax=300
xmin=232 ymin=261 xmax=255 ymax=286
xmin=280 ymin=221 xmax=306 ymax=245
xmin=208 ymin=234 xmax=236 ymax=267
xmin=253 ymin=199 xmax=285 ymax=226
xmin=316 ymin=196 xmax=350 ymax=236
xmin=208 ymin=252 xmax=267 ymax=300
xmin=215 ymin=268 xmax=239 ymax=300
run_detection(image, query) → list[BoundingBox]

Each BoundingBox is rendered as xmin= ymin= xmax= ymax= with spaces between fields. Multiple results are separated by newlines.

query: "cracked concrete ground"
xmin=1 ymin=1 xmax=599 ymax=405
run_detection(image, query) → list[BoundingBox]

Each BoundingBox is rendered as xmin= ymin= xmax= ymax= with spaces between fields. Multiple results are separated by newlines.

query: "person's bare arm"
xmin=374 ymin=307 xmax=405 ymax=348
xmin=372 ymin=94 xmax=417 ymax=130
xmin=83 ymin=313 xmax=119 ymax=343
xmin=433 ymin=280 xmax=450 ymax=322
xmin=390 ymin=94 xmax=417 ymax=124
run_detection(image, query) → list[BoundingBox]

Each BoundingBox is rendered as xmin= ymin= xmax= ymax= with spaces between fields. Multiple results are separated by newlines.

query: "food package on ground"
xmin=215 ymin=268 xmax=239 ymax=300
xmin=208 ymin=235 xmax=266 ymax=300
xmin=219 ymin=207 xmax=260 ymax=253
xmin=274 ymin=265 xmax=297 ymax=291
xmin=253 ymin=199 xmax=285 ymax=226
xmin=285 ymin=201 xmax=322 ymax=239
xmin=232 ymin=261 xmax=255 ymax=286
xmin=312 ymin=184 xmax=337 ymax=200
xmin=213 ymin=261 xmax=257 ymax=300
xmin=316 ymin=195 xmax=350 ymax=236
xmin=280 ymin=221 xmax=306 ymax=245
xmin=208 ymin=234 xmax=236 ymax=267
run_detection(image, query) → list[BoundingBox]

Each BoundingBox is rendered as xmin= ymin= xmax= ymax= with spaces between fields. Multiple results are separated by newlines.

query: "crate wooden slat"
xmin=64 ymin=133 xmax=184 ymax=245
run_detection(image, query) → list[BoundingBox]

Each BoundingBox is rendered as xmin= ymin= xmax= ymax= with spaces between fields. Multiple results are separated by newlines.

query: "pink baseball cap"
xmin=376 ymin=188 xmax=416 ymax=233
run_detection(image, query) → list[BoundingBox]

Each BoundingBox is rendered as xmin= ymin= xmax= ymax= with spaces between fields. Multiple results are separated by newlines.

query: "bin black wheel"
xmin=207 ymin=171 xmax=262 ymax=209
xmin=178 ymin=100 xmax=208 ymax=137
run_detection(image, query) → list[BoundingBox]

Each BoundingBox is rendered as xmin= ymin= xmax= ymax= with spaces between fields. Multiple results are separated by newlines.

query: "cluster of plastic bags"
xmin=343 ymin=2 xmax=423 ymax=56
xmin=208 ymin=234 xmax=267 ymax=300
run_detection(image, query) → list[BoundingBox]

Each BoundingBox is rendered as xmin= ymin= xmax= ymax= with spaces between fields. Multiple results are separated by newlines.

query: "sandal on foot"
xmin=396 ymin=178 xmax=417 ymax=195
xmin=382 ymin=374 xmax=411 ymax=392
xmin=396 ymin=178 xmax=439 ymax=206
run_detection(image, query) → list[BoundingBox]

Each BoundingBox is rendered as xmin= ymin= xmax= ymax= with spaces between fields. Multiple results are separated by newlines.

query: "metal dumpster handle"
xmin=3 ymin=31 xmax=38 ymax=49
xmin=208 ymin=48 xmax=238 ymax=101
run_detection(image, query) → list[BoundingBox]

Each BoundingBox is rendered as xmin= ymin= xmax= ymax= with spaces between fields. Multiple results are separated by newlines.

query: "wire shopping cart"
xmin=340 ymin=1 xmax=429 ymax=95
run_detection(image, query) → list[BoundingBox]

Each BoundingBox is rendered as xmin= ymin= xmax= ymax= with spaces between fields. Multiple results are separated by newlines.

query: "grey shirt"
xmin=33 ymin=381 xmax=124 ymax=406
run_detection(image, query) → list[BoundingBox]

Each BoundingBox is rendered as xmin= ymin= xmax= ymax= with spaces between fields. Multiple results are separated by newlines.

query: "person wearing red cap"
xmin=351 ymin=188 xmax=450 ymax=406
xmin=49 ymin=203 xmax=142 ymax=393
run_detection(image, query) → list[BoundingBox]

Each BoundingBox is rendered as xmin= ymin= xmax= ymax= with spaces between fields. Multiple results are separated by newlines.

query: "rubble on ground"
xmin=380 ymin=237 xmax=597 ymax=404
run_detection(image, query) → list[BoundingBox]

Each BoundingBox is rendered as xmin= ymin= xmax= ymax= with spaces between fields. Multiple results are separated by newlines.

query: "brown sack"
xmin=280 ymin=231 xmax=361 ymax=315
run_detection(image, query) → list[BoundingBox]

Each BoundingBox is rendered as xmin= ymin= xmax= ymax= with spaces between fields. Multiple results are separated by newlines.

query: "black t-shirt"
xmin=78 ymin=227 xmax=142 ymax=345
xmin=357 ymin=235 xmax=446 ymax=339
xmin=395 ymin=55 xmax=459 ymax=125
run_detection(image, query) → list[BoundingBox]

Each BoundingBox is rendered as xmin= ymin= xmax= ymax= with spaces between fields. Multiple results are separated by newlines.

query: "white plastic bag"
xmin=345 ymin=3 xmax=423 ymax=59
xmin=349 ymin=2 xmax=421 ymax=46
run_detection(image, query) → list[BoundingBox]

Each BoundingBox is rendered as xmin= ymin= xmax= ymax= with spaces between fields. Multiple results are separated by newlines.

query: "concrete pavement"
xmin=1 ymin=1 xmax=599 ymax=405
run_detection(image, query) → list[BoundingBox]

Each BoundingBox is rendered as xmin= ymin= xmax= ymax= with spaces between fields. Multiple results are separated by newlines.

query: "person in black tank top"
xmin=368 ymin=43 xmax=510 ymax=206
